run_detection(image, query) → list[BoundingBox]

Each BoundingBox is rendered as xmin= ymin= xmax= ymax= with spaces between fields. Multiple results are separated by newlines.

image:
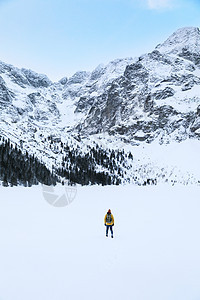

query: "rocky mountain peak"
xmin=156 ymin=27 xmax=200 ymax=60
xmin=67 ymin=71 xmax=90 ymax=85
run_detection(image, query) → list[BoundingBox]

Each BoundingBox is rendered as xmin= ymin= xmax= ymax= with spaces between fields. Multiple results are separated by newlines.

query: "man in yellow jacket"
xmin=104 ymin=209 xmax=114 ymax=238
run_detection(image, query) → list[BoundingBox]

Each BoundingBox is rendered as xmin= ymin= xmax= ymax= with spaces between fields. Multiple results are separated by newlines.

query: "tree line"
xmin=57 ymin=144 xmax=132 ymax=185
xmin=0 ymin=136 xmax=135 ymax=187
xmin=0 ymin=138 xmax=57 ymax=187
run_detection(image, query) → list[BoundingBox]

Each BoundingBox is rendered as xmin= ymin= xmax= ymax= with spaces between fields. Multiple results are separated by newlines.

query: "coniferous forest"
xmin=0 ymin=138 xmax=57 ymax=187
xmin=0 ymin=136 xmax=135 ymax=187
xmin=57 ymin=144 xmax=123 ymax=186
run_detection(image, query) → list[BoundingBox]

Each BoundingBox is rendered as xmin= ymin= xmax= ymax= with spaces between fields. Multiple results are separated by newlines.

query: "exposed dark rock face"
xmin=21 ymin=69 xmax=51 ymax=88
xmin=179 ymin=48 xmax=200 ymax=66
xmin=0 ymin=76 xmax=13 ymax=107
xmin=153 ymin=87 xmax=175 ymax=100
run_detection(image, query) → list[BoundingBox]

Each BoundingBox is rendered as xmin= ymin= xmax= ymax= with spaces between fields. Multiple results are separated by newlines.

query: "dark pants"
xmin=106 ymin=225 xmax=113 ymax=236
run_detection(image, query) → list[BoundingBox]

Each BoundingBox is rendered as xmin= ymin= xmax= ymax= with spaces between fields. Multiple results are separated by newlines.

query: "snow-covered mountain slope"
xmin=156 ymin=27 xmax=200 ymax=60
xmin=78 ymin=29 xmax=200 ymax=142
xmin=0 ymin=57 xmax=135 ymax=137
xmin=1 ymin=27 xmax=200 ymax=185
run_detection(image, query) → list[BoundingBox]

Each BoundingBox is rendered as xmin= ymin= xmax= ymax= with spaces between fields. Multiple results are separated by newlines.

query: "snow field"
xmin=0 ymin=184 xmax=200 ymax=300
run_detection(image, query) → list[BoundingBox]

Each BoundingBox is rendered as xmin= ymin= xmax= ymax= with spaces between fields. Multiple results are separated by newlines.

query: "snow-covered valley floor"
xmin=0 ymin=184 xmax=200 ymax=300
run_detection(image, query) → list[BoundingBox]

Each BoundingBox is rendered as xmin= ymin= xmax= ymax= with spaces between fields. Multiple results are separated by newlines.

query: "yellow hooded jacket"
xmin=104 ymin=213 xmax=114 ymax=226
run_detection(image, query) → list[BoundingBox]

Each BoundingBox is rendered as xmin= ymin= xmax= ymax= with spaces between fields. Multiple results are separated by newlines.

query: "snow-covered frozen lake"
xmin=0 ymin=184 xmax=200 ymax=300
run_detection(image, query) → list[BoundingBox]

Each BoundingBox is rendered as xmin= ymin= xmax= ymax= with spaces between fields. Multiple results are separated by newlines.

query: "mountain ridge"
xmin=1 ymin=26 xmax=200 ymax=185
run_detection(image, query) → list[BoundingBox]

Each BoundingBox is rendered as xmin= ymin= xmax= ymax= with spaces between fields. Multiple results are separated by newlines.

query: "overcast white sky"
xmin=0 ymin=0 xmax=199 ymax=81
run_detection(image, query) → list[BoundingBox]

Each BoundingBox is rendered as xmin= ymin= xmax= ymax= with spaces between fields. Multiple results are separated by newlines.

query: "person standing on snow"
xmin=104 ymin=209 xmax=114 ymax=238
